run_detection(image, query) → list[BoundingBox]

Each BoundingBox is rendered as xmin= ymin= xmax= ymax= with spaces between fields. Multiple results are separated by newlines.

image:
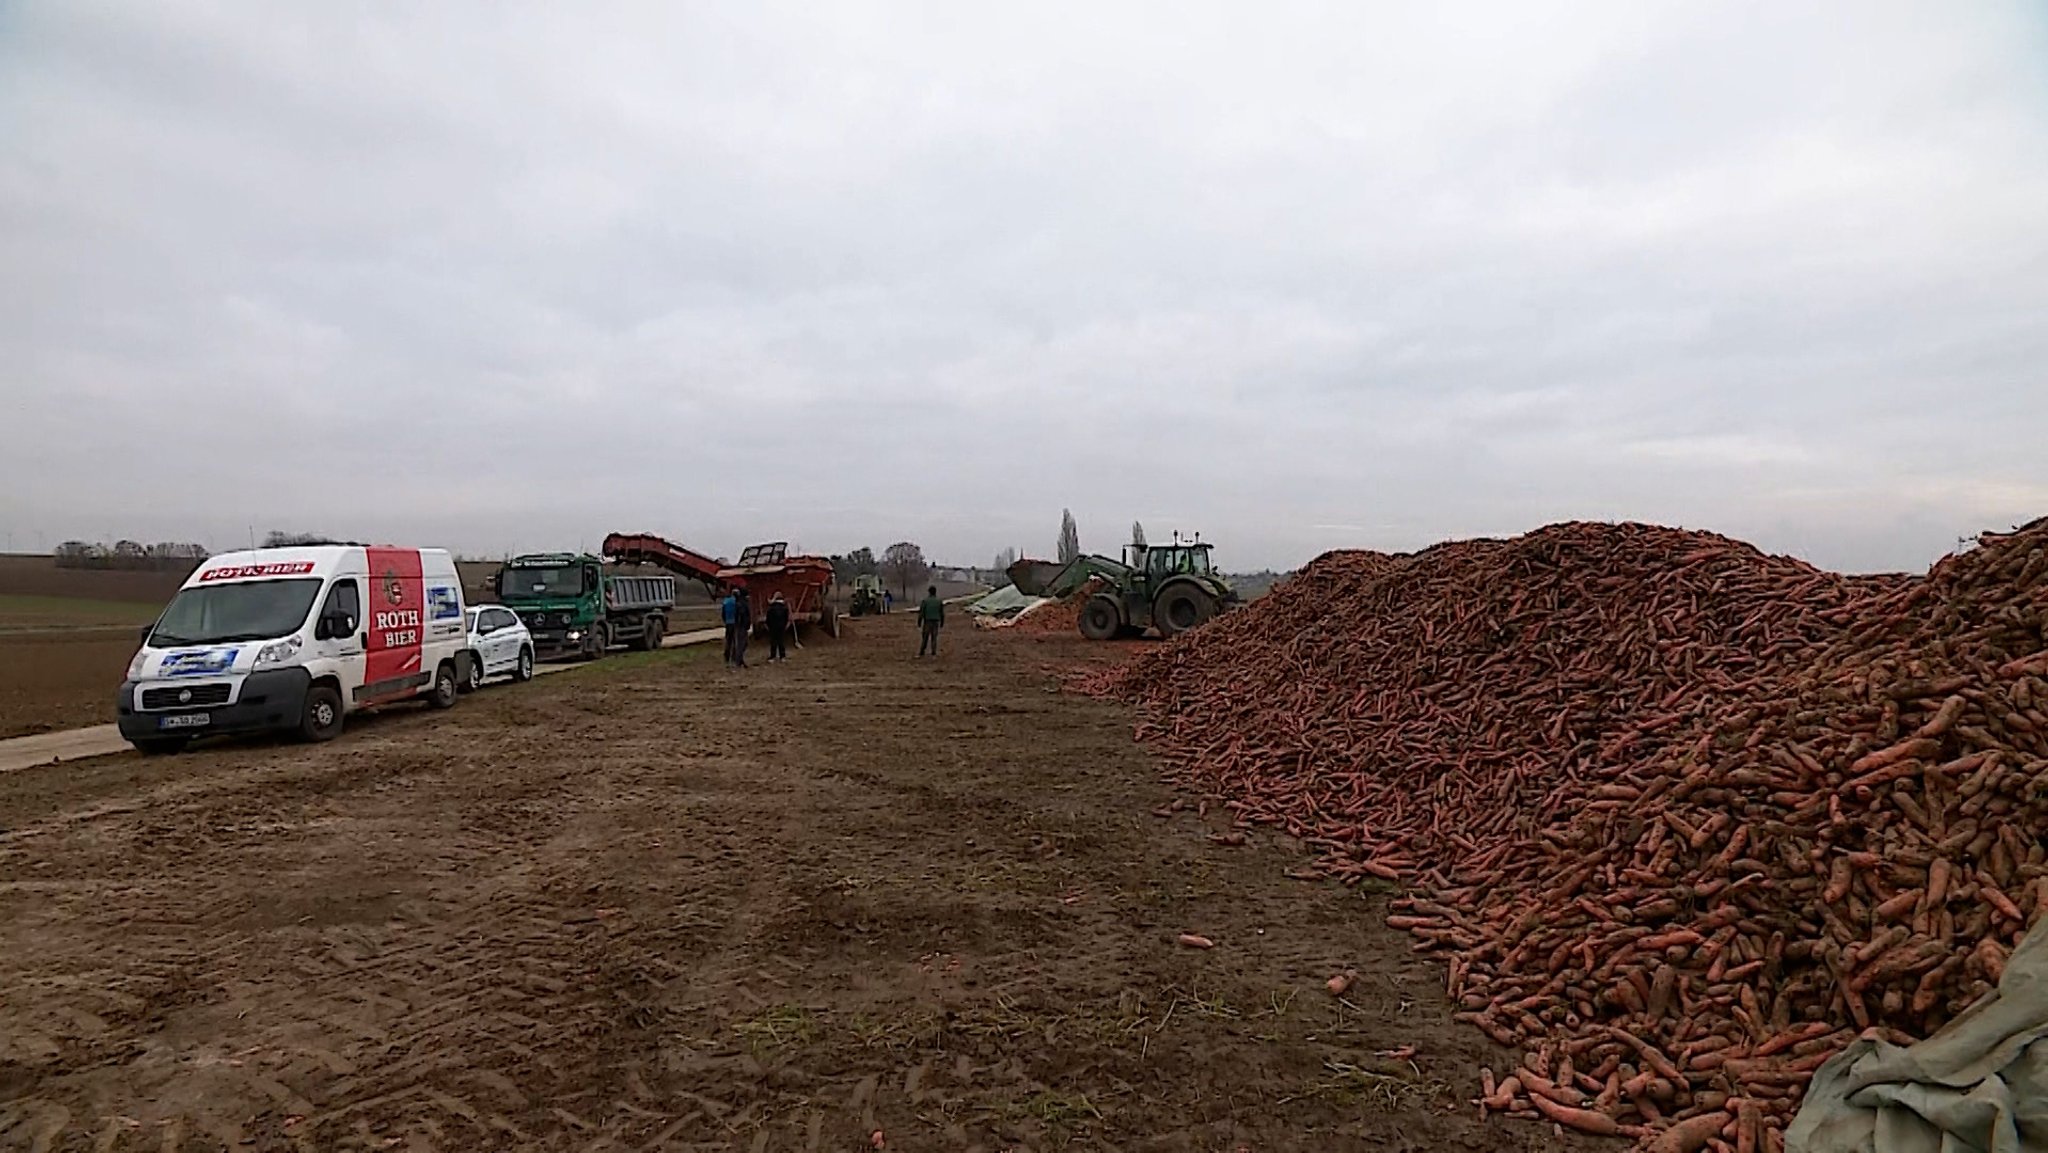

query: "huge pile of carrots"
xmin=1079 ymin=519 xmax=2048 ymax=1151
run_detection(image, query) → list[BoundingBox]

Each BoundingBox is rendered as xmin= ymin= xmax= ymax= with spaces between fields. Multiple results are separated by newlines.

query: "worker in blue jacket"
xmin=721 ymin=590 xmax=739 ymax=667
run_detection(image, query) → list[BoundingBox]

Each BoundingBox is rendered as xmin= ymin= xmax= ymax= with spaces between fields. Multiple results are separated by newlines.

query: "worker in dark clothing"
xmin=732 ymin=587 xmax=753 ymax=668
xmin=720 ymin=590 xmax=739 ymax=666
xmin=917 ymin=585 xmax=944 ymax=656
xmin=765 ymin=593 xmax=791 ymax=662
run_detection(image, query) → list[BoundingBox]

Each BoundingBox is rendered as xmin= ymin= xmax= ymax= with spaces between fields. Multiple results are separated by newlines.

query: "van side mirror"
xmin=318 ymin=611 xmax=356 ymax=640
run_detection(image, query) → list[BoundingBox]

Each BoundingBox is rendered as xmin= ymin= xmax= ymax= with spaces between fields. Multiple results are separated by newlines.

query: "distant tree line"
xmin=827 ymin=543 xmax=939 ymax=597
xmin=54 ymin=540 xmax=210 ymax=571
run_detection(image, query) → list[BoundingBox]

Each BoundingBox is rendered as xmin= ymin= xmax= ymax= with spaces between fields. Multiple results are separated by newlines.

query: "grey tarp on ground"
xmin=964 ymin=585 xmax=1047 ymax=618
xmin=1787 ymin=918 xmax=2048 ymax=1153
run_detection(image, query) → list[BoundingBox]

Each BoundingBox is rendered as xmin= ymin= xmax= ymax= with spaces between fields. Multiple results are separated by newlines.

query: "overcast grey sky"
xmin=3 ymin=3 xmax=2044 ymax=572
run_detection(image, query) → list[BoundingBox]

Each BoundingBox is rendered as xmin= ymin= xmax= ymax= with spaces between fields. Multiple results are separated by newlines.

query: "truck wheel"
xmin=1153 ymin=585 xmax=1216 ymax=639
xmin=464 ymin=650 xmax=486 ymax=692
xmin=513 ymin=647 xmax=534 ymax=682
xmin=131 ymin=736 xmax=190 ymax=756
xmin=428 ymin=662 xmax=459 ymax=709
xmin=581 ymin=624 xmax=608 ymax=661
xmin=1079 ymin=595 xmax=1122 ymax=641
xmin=642 ymin=616 xmax=665 ymax=651
xmin=301 ymin=685 xmax=344 ymax=742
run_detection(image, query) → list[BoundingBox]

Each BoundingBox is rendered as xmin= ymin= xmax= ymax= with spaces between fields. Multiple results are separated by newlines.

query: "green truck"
xmin=495 ymin=553 xmax=675 ymax=660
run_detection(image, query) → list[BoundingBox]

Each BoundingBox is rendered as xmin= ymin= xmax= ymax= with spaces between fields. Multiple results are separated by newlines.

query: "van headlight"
xmin=255 ymin=637 xmax=303 ymax=667
xmin=126 ymin=650 xmax=148 ymax=679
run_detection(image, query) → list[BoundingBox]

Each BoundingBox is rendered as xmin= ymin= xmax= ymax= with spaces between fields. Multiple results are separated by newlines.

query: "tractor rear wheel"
xmin=1078 ymin=595 xmax=1122 ymax=641
xmin=1153 ymin=584 xmax=1217 ymax=639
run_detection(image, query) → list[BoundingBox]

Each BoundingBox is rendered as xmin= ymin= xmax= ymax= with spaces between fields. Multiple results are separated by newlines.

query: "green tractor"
xmin=848 ymin=573 xmax=889 ymax=616
xmin=1078 ymin=536 xmax=1238 ymax=641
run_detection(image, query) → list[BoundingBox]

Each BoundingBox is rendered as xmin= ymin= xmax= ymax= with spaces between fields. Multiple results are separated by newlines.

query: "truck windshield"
xmin=149 ymin=578 xmax=323 ymax=647
xmin=499 ymin=566 xmax=584 ymax=598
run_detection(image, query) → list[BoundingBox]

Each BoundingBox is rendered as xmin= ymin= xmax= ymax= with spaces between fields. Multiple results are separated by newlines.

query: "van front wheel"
xmin=428 ymin=662 xmax=458 ymax=709
xmin=301 ymin=685 xmax=344 ymax=742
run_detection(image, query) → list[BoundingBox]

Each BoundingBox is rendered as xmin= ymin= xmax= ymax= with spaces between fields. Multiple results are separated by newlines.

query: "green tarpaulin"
xmin=1788 ymin=917 xmax=2048 ymax=1153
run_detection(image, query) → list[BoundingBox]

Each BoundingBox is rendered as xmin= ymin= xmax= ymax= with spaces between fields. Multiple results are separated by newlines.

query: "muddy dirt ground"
xmin=0 ymin=615 xmax=1583 ymax=1152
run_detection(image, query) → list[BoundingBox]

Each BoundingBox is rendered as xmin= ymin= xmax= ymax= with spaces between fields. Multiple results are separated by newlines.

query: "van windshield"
xmin=149 ymin=578 xmax=323 ymax=647
xmin=499 ymin=566 xmax=584 ymax=599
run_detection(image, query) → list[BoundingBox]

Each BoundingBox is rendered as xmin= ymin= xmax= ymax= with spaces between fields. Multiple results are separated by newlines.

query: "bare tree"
xmin=1058 ymin=510 xmax=1080 ymax=564
xmin=882 ymin=541 xmax=931 ymax=598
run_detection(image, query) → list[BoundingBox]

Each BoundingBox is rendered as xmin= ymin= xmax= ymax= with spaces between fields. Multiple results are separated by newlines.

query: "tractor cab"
xmin=1122 ymin=539 xmax=1216 ymax=602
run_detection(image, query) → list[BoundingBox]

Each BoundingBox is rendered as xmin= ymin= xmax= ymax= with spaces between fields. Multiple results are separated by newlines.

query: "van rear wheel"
xmin=301 ymin=685 xmax=344 ymax=742
xmin=428 ymin=662 xmax=458 ymax=709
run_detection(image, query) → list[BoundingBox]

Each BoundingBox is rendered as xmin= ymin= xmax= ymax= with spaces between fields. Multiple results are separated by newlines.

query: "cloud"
xmin=1 ymin=1 xmax=2044 ymax=572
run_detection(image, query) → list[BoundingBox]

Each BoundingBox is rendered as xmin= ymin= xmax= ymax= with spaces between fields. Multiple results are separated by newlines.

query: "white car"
xmin=463 ymin=604 xmax=535 ymax=691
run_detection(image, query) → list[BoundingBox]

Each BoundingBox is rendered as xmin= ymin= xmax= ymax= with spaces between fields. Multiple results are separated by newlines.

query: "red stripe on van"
xmin=365 ymin=548 xmax=426 ymax=690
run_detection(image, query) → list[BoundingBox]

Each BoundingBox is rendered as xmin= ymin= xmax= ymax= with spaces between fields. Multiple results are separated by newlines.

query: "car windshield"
xmin=149 ymin=578 xmax=323 ymax=647
xmin=499 ymin=566 xmax=582 ymax=598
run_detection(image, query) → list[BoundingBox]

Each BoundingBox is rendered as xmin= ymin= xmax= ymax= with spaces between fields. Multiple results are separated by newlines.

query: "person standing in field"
xmin=732 ymin=587 xmax=753 ymax=668
xmin=720 ymin=589 xmax=740 ymax=667
xmin=765 ymin=593 xmax=791 ymax=662
xmin=884 ymin=589 xmax=893 ymax=614
xmin=917 ymin=585 xmax=944 ymax=657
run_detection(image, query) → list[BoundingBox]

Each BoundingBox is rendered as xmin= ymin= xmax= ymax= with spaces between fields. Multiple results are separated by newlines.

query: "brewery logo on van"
xmin=381 ymin=569 xmax=406 ymax=607
xmin=200 ymin=562 xmax=316 ymax=581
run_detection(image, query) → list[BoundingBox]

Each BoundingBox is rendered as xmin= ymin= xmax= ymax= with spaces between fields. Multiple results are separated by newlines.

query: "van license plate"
xmin=160 ymin=713 xmax=210 ymax=729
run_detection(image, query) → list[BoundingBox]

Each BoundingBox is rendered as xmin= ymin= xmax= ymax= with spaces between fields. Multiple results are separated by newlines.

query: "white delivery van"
xmin=117 ymin=546 xmax=472 ymax=753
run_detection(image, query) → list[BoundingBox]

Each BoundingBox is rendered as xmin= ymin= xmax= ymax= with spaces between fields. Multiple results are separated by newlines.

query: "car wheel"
xmin=464 ymin=650 xmax=486 ymax=693
xmin=428 ymin=662 xmax=459 ymax=709
xmin=301 ymin=684 xmax=344 ymax=742
xmin=513 ymin=646 xmax=534 ymax=682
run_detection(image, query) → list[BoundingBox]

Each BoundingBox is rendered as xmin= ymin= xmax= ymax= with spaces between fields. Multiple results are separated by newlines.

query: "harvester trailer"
xmin=602 ymin=533 xmax=839 ymax=638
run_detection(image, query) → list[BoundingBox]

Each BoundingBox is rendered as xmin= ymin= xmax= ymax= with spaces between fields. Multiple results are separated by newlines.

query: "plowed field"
xmin=0 ymin=617 xmax=1583 ymax=1152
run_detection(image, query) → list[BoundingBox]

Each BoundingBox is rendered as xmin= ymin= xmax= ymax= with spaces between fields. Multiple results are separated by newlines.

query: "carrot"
xmin=1823 ymin=857 xmax=1854 ymax=904
xmin=1526 ymin=1091 xmax=1619 ymax=1135
xmin=1326 ymin=972 xmax=1354 ymax=996
xmin=1646 ymin=1111 xmax=1736 ymax=1153
xmin=1176 ymin=933 xmax=1215 ymax=949
xmin=1872 ymin=889 xmax=1921 ymax=922
xmin=1735 ymin=1099 xmax=1762 ymax=1153
xmin=1914 ymin=695 xmax=1967 ymax=738
xmin=1517 ymin=1068 xmax=1587 ymax=1107
xmin=1980 ymin=878 xmax=2024 ymax=923
xmin=1847 ymin=737 xmax=1940 ymax=777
